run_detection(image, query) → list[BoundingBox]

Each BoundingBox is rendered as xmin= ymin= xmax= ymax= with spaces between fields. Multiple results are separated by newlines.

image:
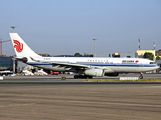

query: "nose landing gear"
xmin=139 ymin=73 xmax=143 ymax=79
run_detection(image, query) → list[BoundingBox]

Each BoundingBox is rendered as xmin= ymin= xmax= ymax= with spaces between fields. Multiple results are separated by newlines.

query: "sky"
xmin=0 ymin=0 xmax=161 ymax=56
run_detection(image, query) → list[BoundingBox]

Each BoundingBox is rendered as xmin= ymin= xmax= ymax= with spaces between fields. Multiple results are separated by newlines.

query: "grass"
xmin=84 ymin=79 xmax=161 ymax=82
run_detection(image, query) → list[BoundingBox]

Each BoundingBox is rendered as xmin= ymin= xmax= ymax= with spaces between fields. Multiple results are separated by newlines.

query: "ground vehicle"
xmin=35 ymin=69 xmax=48 ymax=75
xmin=0 ymin=70 xmax=13 ymax=76
xmin=22 ymin=70 xmax=34 ymax=76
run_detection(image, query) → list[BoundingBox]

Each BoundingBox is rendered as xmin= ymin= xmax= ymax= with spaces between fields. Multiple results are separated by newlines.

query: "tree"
xmin=74 ymin=53 xmax=82 ymax=56
xmin=84 ymin=53 xmax=93 ymax=57
xmin=143 ymin=52 xmax=154 ymax=60
xmin=74 ymin=53 xmax=93 ymax=57
xmin=156 ymin=56 xmax=161 ymax=60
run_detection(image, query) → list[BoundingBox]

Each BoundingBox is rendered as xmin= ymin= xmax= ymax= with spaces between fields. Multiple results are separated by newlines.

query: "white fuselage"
xmin=26 ymin=57 xmax=159 ymax=73
xmin=9 ymin=33 xmax=160 ymax=77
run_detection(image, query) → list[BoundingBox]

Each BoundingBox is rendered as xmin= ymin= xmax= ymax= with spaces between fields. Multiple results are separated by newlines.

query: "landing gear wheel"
xmin=74 ymin=75 xmax=79 ymax=79
xmin=139 ymin=75 xmax=143 ymax=79
xmin=86 ymin=76 xmax=93 ymax=79
xmin=74 ymin=75 xmax=93 ymax=79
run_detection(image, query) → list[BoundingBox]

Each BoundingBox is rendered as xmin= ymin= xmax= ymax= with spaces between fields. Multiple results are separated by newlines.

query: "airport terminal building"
xmin=0 ymin=56 xmax=17 ymax=72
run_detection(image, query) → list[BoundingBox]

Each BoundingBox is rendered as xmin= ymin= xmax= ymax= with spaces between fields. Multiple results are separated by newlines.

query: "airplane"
xmin=9 ymin=33 xmax=159 ymax=79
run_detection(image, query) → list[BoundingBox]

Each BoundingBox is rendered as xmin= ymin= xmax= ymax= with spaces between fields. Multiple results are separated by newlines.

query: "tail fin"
xmin=9 ymin=33 xmax=41 ymax=57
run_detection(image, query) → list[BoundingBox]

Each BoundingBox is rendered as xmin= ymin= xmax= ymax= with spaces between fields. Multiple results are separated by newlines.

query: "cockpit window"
xmin=150 ymin=62 xmax=155 ymax=64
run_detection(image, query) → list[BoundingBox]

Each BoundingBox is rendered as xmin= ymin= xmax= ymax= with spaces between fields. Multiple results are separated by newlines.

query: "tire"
xmin=139 ymin=75 xmax=143 ymax=79
xmin=74 ymin=75 xmax=79 ymax=79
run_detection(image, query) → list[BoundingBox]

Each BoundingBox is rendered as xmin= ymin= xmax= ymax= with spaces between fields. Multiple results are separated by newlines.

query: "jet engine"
xmin=84 ymin=68 xmax=104 ymax=77
xmin=104 ymin=73 xmax=119 ymax=76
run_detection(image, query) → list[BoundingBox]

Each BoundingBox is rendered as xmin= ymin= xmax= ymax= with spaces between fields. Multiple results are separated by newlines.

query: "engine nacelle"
xmin=84 ymin=68 xmax=104 ymax=77
xmin=104 ymin=73 xmax=119 ymax=76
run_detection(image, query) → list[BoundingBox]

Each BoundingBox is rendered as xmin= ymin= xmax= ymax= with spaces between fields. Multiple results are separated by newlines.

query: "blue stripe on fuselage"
xmin=28 ymin=62 xmax=157 ymax=68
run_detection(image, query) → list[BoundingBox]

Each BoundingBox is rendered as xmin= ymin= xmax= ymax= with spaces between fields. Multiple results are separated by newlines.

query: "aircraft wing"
xmin=50 ymin=62 xmax=90 ymax=68
xmin=30 ymin=57 xmax=90 ymax=69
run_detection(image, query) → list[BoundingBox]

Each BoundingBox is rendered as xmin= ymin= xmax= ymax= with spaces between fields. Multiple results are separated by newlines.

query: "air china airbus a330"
xmin=9 ymin=33 xmax=159 ymax=79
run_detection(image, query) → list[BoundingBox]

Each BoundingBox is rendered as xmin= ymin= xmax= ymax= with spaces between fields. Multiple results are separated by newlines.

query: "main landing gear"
xmin=139 ymin=73 xmax=143 ymax=79
xmin=74 ymin=75 xmax=93 ymax=79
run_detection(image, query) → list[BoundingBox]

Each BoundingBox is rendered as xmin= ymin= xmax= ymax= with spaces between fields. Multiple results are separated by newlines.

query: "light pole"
xmin=11 ymin=26 xmax=16 ymax=33
xmin=93 ymin=39 xmax=97 ymax=57
xmin=11 ymin=26 xmax=16 ymax=73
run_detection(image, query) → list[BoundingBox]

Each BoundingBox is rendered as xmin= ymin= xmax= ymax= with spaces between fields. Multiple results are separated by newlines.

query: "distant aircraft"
xmin=9 ymin=33 xmax=159 ymax=79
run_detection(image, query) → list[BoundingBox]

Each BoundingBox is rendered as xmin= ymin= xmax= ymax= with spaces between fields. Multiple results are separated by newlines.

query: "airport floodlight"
xmin=93 ymin=39 xmax=97 ymax=57
xmin=11 ymin=26 xmax=16 ymax=33
xmin=11 ymin=26 xmax=16 ymax=72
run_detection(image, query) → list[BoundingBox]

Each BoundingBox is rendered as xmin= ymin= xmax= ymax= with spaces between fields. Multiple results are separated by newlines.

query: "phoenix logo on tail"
xmin=13 ymin=40 xmax=23 ymax=53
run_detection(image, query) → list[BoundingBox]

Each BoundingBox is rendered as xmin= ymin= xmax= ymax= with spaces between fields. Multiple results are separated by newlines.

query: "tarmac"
xmin=0 ymin=73 xmax=161 ymax=120
xmin=1 ymin=73 xmax=161 ymax=83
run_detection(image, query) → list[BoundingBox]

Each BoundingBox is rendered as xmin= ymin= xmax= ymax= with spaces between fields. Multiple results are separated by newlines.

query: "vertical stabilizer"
xmin=9 ymin=33 xmax=41 ymax=57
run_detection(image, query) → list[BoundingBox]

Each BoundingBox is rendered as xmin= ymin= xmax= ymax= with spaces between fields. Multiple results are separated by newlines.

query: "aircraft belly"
xmin=110 ymin=66 xmax=157 ymax=73
xmin=109 ymin=66 xmax=136 ymax=73
xmin=135 ymin=67 xmax=157 ymax=72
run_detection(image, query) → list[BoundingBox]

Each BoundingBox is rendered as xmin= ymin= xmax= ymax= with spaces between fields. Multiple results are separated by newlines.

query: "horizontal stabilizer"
xmin=13 ymin=57 xmax=28 ymax=63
